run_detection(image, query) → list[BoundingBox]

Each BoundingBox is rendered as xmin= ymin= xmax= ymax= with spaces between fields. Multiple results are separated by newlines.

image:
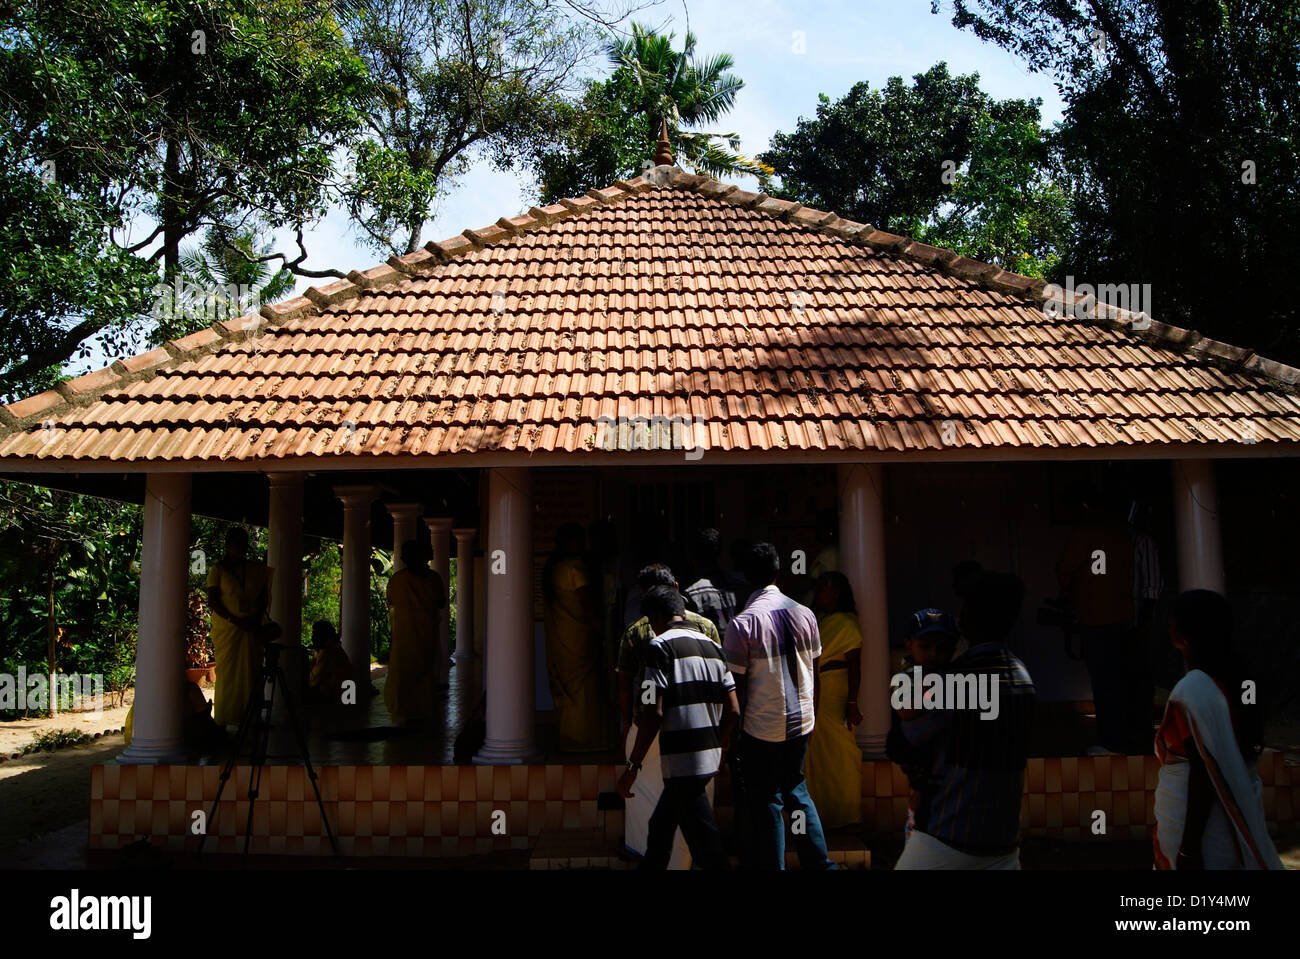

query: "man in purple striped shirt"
xmin=723 ymin=543 xmax=836 ymax=870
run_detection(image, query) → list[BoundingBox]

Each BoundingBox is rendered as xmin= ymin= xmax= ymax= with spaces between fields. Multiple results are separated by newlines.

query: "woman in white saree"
xmin=1153 ymin=590 xmax=1282 ymax=870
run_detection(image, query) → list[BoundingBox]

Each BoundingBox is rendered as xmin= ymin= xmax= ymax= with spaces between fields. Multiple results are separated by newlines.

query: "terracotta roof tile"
xmin=4 ymin=176 xmax=1299 ymax=460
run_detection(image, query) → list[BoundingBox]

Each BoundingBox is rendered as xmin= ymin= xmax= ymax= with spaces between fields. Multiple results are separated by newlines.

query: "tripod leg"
xmin=275 ymin=665 xmax=340 ymax=857
xmin=242 ymin=670 xmax=277 ymax=861
xmin=197 ymin=687 xmax=262 ymax=857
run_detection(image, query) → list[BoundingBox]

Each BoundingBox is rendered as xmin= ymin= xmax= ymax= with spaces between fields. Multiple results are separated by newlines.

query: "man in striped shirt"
xmin=683 ymin=528 xmax=737 ymax=634
xmin=618 ymin=586 xmax=740 ymax=870
xmin=616 ymin=563 xmax=721 ymax=867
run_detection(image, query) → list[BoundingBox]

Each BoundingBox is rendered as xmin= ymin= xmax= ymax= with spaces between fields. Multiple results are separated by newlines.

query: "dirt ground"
xmin=0 ymin=738 xmax=123 ymax=859
xmin=0 ymin=688 xmax=134 ymax=757
xmin=0 ymin=683 xmax=140 ymax=859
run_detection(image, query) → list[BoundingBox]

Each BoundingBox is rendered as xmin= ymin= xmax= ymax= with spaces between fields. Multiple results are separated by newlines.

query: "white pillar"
xmin=840 ymin=463 xmax=890 ymax=757
xmin=334 ymin=485 xmax=376 ymax=687
xmin=424 ymin=517 xmax=454 ymax=685
xmin=452 ymin=528 xmax=477 ymax=661
xmin=475 ymin=468 xmax=537 ymax=763
xmin=1171 ymin=459 xmax=1227 ymax=594
xmin=479 ymin=476 xmax=490 ymax=691
xmin=119 ymin=473 xmax=191 ymax=764
xmin=267 ymin=473 xmax=305 ymax=647
xmin=387 ymin=501 xmax=424 ymax=571
xmin=267 ymin=473 xmax=307 ymax=712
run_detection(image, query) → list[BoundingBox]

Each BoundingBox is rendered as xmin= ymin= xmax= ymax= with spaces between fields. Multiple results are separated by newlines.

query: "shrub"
xmin=184 ymin=589 xmax=213 ymax=667
xmin=22 ymin=728 xmax=91 ymax=753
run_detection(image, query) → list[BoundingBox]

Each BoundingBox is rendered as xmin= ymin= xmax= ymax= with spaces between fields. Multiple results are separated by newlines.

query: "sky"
xmin=74 ymin=0 xmax=1065 ymax=377
xmin=280 ymin=0 xmax=1065 ymax=297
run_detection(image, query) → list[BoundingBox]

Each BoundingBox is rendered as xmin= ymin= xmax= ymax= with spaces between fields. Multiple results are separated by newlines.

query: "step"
xmin=530 ymin=828 xmax=635 ymax=869
xmin=528 ymin=828 xmax=870 ymax=869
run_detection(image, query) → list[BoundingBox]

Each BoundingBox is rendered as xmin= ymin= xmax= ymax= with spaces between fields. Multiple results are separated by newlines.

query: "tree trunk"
xmin=47 ymin=567 xmax=57 ymax=718
xmin=651 ymin=112 xmax=664 ymax=160
xmin=162 ymin=135 xmax=182 ymax=280
xmin=403 ymin=213 xmax=424 ymax=256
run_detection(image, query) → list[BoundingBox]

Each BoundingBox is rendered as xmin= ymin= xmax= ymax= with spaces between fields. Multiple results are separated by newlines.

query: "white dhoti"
xmin=894 ymin=829 xmax=1021 ymax=870
xmin=624 ymin=725 xmax=713 ymax=869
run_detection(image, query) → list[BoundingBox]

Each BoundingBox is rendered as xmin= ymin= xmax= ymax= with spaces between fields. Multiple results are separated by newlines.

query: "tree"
xmin=762 ymin=65 xmax=987 ymax=230
xmin=158 ymin=225 xmax=296 ymax=344
xmin=531 ymin=23 xmax=770 ymax=201
xmin=909 ymin=99 xmax=1074 ymax=278
xmin=0 ymin=481 xmax=143 ymax=714
xmin=761 ymin=63 xmax=1070 ymax=277
xmin=339 ymin=0 xmax=600 ymax=254
xmin=531 ymin=70 xmax=651 ymax=203
xmin=0 ymin=0 xmax=370 ymax=398
xmin=0 ymin=159 xmax=158 ymax=401
xmin=604 ymin=23 xmax=770 ymax=179
xmin=0 ymin=479 xmax=268 ymax=714
xmin=936 ymin=0 xmax=1300 ymax=360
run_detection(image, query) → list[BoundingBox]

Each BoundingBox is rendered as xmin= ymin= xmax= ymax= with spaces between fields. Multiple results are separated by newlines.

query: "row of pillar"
xmin=120 ymin=474 xmax=481 ymax=764
xmin=333 ymin=489 xmax=469 ymax=682
xmin=119 ymin=459 xmax=1228 ymax=766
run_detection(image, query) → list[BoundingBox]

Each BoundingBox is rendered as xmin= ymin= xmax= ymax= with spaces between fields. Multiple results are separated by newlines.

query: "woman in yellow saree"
xmin=385 ymin=541 xmax=445 ymax=725
xmin=543 ymin=524 xmax=608 ymax=752
xmin=207 ymin=528 xmax=271 ymax=727
xmin=806 ymin=571 xmax=864 ymax=828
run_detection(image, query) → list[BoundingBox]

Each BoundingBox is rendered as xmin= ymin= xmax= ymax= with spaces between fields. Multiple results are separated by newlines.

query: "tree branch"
xmin=3 ymin=317 xmax=108 ymax=386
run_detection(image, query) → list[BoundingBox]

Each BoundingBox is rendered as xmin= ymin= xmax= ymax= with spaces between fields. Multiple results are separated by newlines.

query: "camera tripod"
xmin=197 ymin=639 xmax=339 ymax=860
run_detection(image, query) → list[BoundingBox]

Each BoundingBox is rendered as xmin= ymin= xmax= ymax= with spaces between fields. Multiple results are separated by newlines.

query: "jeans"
xmin=739 ymin=732 xmax=836 ymax=870
xmin=641 ymin=774 xmax=730 ymax=870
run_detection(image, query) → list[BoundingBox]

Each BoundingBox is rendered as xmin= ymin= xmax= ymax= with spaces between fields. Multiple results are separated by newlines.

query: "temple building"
xmin=2 ymin=148 xmax=1298 ymax=862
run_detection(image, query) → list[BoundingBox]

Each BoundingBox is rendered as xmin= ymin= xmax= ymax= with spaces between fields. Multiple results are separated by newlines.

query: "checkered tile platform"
xmin=89 ymin=751 xmax=1297 ymax=857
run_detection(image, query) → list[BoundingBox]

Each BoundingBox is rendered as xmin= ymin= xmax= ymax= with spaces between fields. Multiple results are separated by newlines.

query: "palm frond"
xmin=684 ymin=75 xmax=742 ymax=124
xmin=675 ymin=130 xmax=774 ymax=180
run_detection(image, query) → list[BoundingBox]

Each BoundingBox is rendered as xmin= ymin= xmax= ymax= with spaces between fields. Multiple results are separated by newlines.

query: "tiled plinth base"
xmin=854 ymin=750 xmax=1296 ymax=841
xmin=89 ymin=751 xmax=1297 ymax=858
xmin=89 ymin=763 xmax=623 ymax=858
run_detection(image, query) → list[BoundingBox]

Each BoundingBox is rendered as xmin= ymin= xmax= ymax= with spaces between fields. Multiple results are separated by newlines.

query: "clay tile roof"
xmin=4 ymin=167 xmax=1300 ymax=464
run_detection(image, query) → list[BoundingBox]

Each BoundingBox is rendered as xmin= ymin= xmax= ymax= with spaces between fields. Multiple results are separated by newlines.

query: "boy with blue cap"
xmin=893 ymin=608 xmax=961 ymax=838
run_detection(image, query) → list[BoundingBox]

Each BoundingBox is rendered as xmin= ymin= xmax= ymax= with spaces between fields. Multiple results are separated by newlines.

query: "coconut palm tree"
xmin=605 ymin=23 xmax=772 ymax=181
xmin=152 ymin=225 xmax=296 ymax=344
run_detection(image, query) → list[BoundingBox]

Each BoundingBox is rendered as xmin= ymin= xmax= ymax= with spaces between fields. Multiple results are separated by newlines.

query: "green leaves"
xmin=943 ymin=0 xmax=1300 ymax=361
xmin=604 ymin=23 xmax=763 ymax=178
xmin=761 ymin=63 xmax=1068 ymax=277
xmin=0 ymin=480 xmax=144 ymax=687
xmin=159 ymin=223 xmax=294 ymax=344
xmin=0 ymin=0 xmax=369 ymax=396
xmin=917 ymin=100 xmax=1072 ymax=277
xmin=533 ymin=22 xmax=766 ymax=200
xmin=344 ymin=137 xmax=441 ymax=253
xmin=340 ymin=0 xmax=596 ymax=254
xmin=531 ymin=72 xmax=649 ymax=204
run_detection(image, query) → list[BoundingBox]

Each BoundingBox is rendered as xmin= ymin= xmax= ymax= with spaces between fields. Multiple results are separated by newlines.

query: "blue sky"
xmin=282 ymin=0 xmax=1064 ymax=296
xmin=76 ymin=0 xmax=1064 ymax=377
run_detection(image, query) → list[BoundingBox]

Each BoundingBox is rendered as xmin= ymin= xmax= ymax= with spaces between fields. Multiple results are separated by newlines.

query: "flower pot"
xmin=185 ymin=664 xmax=216 ymax=685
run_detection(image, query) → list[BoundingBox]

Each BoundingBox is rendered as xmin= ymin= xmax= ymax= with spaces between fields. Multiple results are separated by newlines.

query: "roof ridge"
xmin=0 ymin=171 xmax=664 ymax=434
xmin=664 ymin=168 xmax=1300 ymax=393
